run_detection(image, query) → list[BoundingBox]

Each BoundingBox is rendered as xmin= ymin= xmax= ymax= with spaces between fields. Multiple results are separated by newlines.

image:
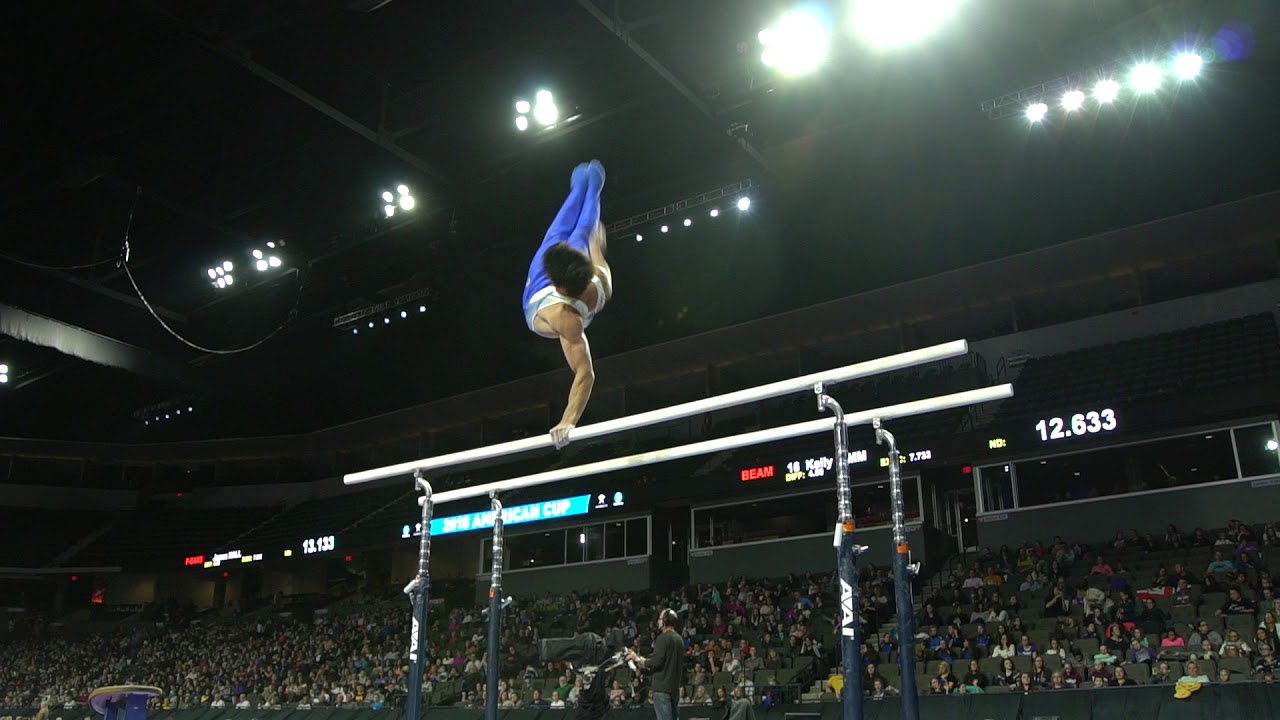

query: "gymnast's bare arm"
xmin=548 ymin=306 xmax=595 ymax=449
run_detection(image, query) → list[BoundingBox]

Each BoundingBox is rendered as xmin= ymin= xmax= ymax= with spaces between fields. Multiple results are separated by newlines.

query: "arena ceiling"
xmin=1 ymin=0 xmax=1277 ymax=443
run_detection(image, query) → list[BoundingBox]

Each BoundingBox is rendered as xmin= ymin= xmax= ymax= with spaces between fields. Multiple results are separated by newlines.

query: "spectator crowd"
xmin=2 ymin=520 xmax=1278 ymax=711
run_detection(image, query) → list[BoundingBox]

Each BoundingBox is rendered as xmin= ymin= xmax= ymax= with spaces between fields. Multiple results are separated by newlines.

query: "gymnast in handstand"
xmin=522 ymin=160 xmax=613 ymax=449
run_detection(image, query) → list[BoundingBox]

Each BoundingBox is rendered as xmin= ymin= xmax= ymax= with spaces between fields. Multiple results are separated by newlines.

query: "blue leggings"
xmin=543 ymin=160 xmax=604 ymax=251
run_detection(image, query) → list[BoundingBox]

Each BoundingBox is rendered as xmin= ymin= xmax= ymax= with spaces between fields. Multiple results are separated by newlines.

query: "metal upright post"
xmin=817 ymin=385 xmax=864 ymax=720
xmin=485 ymin=493 xmax=505 ymax=720
xmin=874 ymin=419 xmax=920 ymax=720
xmin=404 ymin=471 xmax=434 ymax=720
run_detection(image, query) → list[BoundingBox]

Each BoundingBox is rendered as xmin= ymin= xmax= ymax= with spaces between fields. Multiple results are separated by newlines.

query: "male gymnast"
xmin=522 ymin=160 xmax=613 ymax=449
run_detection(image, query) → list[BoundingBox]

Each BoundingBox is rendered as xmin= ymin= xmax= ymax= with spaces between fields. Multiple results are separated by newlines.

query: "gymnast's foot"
xmin=588 ymin=159 xmax=606 ymax=184
xmin=571 ymin=162 xmax=590 ymax=187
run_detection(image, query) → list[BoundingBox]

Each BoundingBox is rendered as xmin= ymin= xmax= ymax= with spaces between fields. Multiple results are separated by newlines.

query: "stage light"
xmin=253 ymin=245 xmax=284 ymax=272
xmin=0 ymin=363 xmax=8 ymax=384
xmin=683 ymin=218 xmax=692 ymax=227
xmin=368 ymin=321 xmax=374 ymax=328
xmin=709 ymin=208 xmax=719 ymax=218
xmin=1061 ymin=90 xmax=1085 ymax=112
xmin=1173 ymin=51 xmax=1204 ymax=80
xmin=852 ymin=0 xmax=962 ymax=50
xmin=1268 ymin=439 xmax=1279 ymax=452
xmin=352 ymin=328 xmax=358 ymax=335
xmin=419 ymin=306 xmax=427 ymax=313
xmin=737 ymin=197 xmax=751 ymax=211
xmin=661 ymin=225 xmax=670 ymax=233
xmin=532 ymin=90 xmax=558 ymax=126
xmin=1130 ymin=63 xmax=1162 ymax=93
xmin=515 ymin=100 xmax=531 ymax=114
xmin=400 ymin=310 xmax=408 ymax=319
xmin=1094 ymin=79 xmax=1121 ymax=103
xmin=384 ymin=318 xmax=390 ymax=325
xmin=384 ymin=204 xmax=396 ymax=218
xmin=635 ymin=234 xmax=643 ymax=242
xmin=224 ymin=275 xmax=234 ymax=286
xmin=1025 ymin=102 xmax=1049 ymax=122
xmin=382 ymin=191 xmax=394 ymax=203
xmin=222 ymin=261 xmax=233 ymax=272
xmin=206 ymin=268 xmax=217 ymax=279
xmin=515 ymin=115 xmax=529 ymax=131
xmin=759 ymin=10 xmax=830 ymax=77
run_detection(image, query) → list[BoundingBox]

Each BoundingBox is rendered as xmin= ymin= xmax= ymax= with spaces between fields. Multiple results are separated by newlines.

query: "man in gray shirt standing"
xmin=627 ymin=609 xmax=685 ymax=720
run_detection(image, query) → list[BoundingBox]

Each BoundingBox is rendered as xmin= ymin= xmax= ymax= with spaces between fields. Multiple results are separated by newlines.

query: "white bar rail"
xmin=430 ymin=384 xmax=1013 ymax=505
xmin=343 ymin=340 xmax=970 ymax=485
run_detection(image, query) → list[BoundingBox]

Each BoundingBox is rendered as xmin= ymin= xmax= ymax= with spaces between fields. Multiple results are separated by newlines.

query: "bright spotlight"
xmin=253 ymin=249 xmax=264 ymax=260
xmin=224 ymin=274 xmax=234 ymax=286
xmin=397 ymin=185 xmax=409 ymax=196
xmin=737 ymin=197 xmax=751 ymax=211
xmin=683 ymin=218 xmax=692 ymax=227
xmin=256 ymin=260 xmax=269 ymax=272
xmin=399 ymin=194 xmax=415 ymax=211
xmin=1061 ymin=90 xmax=1085 ymax=112
xmin=1173 ymin=51 xmax=1204 ymax=80
xmin=1268 ymin=439 xmax=1279 ymax=452
xmin=1094 ymin=79 xmax=1121 ymax=103
xmin=515 ymin=115 xmax=529 ymax=132
xmin=401 ymin=310 xmax=408 ymax=318
xmin=268 ymin=256 xmax=282 ymax=268
xmin=1025 ymin=102 xmax=1049 ymax=122
xmin=533 ymin=99 xmax=558 ymax=126
xmin=1130 ymin=63 xmax=1162 ymax=93
xmin=709 ymin=208 xmax=720 ymax=218
xmin=216 ymin=277 xmax=227 ymax=289
xmin=759 ymin=10 xmax=830 ymax=77
xmin=384 ymin=204 xmax=396 ymax=218
xmin=852 ymin=0 xmax=962 ymax=49
xmin=207 ymin=268 xmax=217 ymax=279
xmin=515 ymin=99 xmax=531 ymax=114
xmin=660 ymin=225 xmax=670 ymax=233
xmin=635 ymin=234 xmax=643 ymax=242
xmin=352 ymin=328 xmax=358 ymax=335
xmin=384 ymin=318 xmax=390 ymax=325
xmin=532 ymin=91 xmax=558 ymax=126
xmin=0 ymin=364 xmax=7 ymax=374
xmin=419 ymin=306 xmax=426 ymax=313
xmin=222 ymin=261 xmax=233 ymax=272
xmin=382 ymin=191 xmax=394 ymax=203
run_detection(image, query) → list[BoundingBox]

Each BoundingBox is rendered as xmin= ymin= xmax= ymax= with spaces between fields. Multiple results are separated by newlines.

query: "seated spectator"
xmin=1110 ymin=666 xmax=1137 ymax=687
xmin=1179 ymin=660 xmax=1211 ymax=684
xmin=869 ymin=678 xmax=899 ymax=699
xmin=1218 ymin=588 xmax=1256 ymax=616
xmin=1017 ymin=635 xmax=1038 ymax=657
xmin=1219 ymin=630 xmax=1253 ymax=659
xmin=1093 ymin=644 xmax=1118 ymax=666
xmin=991 ymin=633 xmax=1016 ymax=659
xmin=962 ymin=659 xmax=987 ymax=689
xmin=996 ymin=658 xmax=1019 ymax=689
xmin=1047 ymin=671 xmax=1069 ymax=690
xmin=1128 ymin=638 xmax=1155 ymax=665
xmin=1091 ymin=557 xmax=1115 ymax=577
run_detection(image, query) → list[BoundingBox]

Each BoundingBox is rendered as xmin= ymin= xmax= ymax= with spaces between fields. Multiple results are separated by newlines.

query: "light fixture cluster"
xmin=634 ymin=196 xmax=751 ymax=242
xmin=0 ymin=363 xmax=9 ymax=385
xmin=382 ymin=184 xmax=416 ymax=218
xmin=252 ymin=242 xmax=283 ymax=272
xmin=515 ymin=90 xmax=559 ymax=131
xmin=351 ymin=304 xmax=428 ymax=335
xmin=1021 ymin=51 xmax=1206 ymax=123
xmin=205 ymin=241 xmax=288 ymax=290
xmin=143 ymin=405 xmax=194 ymax=426
xmin=756 ymin=2 xmax=965 ymax=79
xmin=332 ymin=286 xmax=436 ymax=335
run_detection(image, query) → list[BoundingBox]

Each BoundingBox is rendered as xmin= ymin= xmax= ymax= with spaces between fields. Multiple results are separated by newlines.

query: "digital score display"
xmin=1034 ymin=408 xmax=1118 ymax=442
xmin=301 ymin=535 xmax=336 ymax=555
xmin=739 ymin=446 xmax=938 ymax=486
xmin=401 ymin=491 xmax=627 ymax=539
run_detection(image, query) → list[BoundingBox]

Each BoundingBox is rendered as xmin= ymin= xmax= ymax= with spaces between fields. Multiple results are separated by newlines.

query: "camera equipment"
xmin=540 ymin=631 xmax=632 ymax=720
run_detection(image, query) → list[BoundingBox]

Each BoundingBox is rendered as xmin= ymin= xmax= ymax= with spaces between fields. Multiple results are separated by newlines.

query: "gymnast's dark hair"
xmin=543 ymin=242 xmax=594 ymax=297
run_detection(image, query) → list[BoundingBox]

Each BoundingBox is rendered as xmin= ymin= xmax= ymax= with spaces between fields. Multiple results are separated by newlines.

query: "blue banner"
xmin=403 ymin=494 xmax=594 ymax=538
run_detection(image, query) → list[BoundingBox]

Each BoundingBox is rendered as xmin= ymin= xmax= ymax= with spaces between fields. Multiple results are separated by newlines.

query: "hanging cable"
xmin=120 ymin=187 xmax=301 ymax=355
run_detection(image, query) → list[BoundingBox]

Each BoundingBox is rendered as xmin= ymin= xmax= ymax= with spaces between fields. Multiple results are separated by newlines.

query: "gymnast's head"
xmin=543 ymin=241 xmax=594 ymax=298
